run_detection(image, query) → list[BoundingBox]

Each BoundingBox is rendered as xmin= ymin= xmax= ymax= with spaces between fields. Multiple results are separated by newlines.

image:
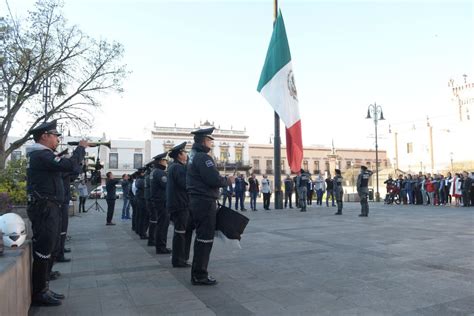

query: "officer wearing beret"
xmin=357 ymin=165 xmax=373 ymax=217
xmin=167 ymin=142 xmax=193 ymax=267
xmin=26 ymin=120 xmax=88 ymax=306
xmin=150 ymin=153 xmax=170 ymax=253
xmin=186 ymin=127 xmax=234 ymax=285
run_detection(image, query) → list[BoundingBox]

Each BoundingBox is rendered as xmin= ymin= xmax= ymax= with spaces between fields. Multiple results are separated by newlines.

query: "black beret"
xmin=29 ymin=120 xmax=61 ymax=136
xmin=168 ymin=141 xmax=187 ymax=158
xmin=191 ymin=127 xmax=215 ymax=140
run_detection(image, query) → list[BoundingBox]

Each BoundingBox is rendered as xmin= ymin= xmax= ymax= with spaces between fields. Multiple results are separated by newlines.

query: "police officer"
xmin=130 ymin=171 xmax=138 ymax=233
xmin=296 ymin=169 xmax=310 ymax=212
xmin=26 ymin=120 xmax=88 ymax=306
xmin=186 ymin=127 xmax=234 ymax=285
xmin=150 ymin=153 xmax=170 ymax=253
xmin=333 ymin=169 xmax=344 ymax=215
xmin=167 ymin=142 xmax=193 ymax=267
xmin=357 ymin=165 xmax=373 ymax=217
xmin=135 ymin=168 xmax=148 ymax=239
xmin=143 ymin=164 xmax=152 ymax=240
xmin=284 ymin=175 xmax=294 ymax=209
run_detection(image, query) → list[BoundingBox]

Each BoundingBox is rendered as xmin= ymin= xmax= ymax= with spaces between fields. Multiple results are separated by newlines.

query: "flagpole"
xmin=273 ymin=0 xmax=283 ymax=209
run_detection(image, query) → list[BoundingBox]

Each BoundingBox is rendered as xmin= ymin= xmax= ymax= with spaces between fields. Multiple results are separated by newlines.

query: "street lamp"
xmin=366 ymin=102 xmax=385 ymax=202
xmin=450 ymin=152 xmax=454 ymax=172
xmin=30 ymin=77 xmax=66 ymax=121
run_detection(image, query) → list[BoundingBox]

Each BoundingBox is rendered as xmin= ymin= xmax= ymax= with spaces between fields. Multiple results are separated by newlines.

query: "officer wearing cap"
xmin=333 ymin=169 xmax=344 ymax=215
xmin=150 ymin=152 xmax=170 ymax=253
xmin=26 ymin=120 xmax=88 ymax=306
xmin=296 ymin=169 xmax=310 ymax=212
xmin=143 ymin=163 xmax=153 ymax=242
xmin=167 ymin=142 xmax=193 ymax=267
xmin=135 ymin=167 xmax=148 ymax=239
xmin=186 ymin=127 xmax=234 ymax=285
xmin=357 ymin=165 xmax=373 ymax=217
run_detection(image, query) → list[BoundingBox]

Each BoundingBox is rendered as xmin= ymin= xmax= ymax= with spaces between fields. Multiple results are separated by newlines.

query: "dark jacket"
xmin=150 ymin=165 xmax=167 ymax=202
xmin=166 ymin=161 xmax=188 ymax=212
xmin=248 ymin=177 xmax=259 ymax=193
xmin=284 ymin=178 xmax=294 ymax=193
xmin=135 ymin=177 xmax=145 ymax=199
xmin=105 ymin=178 xmax=119 ymax=200
xmin=27 ymin=143 xmax=85 ymax=203
xmin=122 ymin=180 xmax=130 ymax=199
xmin=186 ymin=143 xmax=228 ymax=200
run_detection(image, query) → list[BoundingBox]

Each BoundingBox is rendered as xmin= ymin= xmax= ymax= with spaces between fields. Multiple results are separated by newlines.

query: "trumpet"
xmin=67 ymin=141 xmax=111 ymax=148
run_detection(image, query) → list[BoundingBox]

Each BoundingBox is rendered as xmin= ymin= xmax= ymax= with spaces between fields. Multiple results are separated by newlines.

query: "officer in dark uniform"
xmin=357 ymin=165 xmax=373 ymax=217
xmin=333 ymin=169 xmax=344 ymax=215
xmin=296 ymin=169 xmax=310 ymax=212
xmin=135 ymin=168 xmax=147 ymax=239
xmin=150 ymin=153 xmax=170 ymax=253
xmin=284 ymin=175 xmax=294 ymax=208
xmin=56 ymin=171 xmax=76 ymax=263
xmin=167 ymin=142 xmax=193 ymax=267
xmin=186 ymin=127 xmax=234 ymax=285
xmin=130 ymin=171 xmax=139 ymax=233
xmin=26 ymin=120 xmax=88 ymax=306
xmin=143 ymin=164 xmax=152 ymax=239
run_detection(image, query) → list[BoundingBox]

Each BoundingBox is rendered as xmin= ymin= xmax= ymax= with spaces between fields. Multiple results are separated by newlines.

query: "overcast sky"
xmin=5 ymin=0 xmax=473 ymax=151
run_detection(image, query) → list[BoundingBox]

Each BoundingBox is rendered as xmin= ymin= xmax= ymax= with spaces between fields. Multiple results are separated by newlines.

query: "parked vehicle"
xmin=89 ymin=186 xmax=105 ymax=199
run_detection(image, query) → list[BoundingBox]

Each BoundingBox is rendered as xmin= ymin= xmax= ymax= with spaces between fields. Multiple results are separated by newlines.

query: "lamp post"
xmin=366 ymin=103 xmax=385 ymax=202
xmin=32 ymin=76 xmax=65 ymax=121
xmin=450 ymin=152 xmax=454 ymax=172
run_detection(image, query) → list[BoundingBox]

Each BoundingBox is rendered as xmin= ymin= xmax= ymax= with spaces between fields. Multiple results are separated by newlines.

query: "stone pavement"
xmin=29 ymin=200 xmax=474 ymax=316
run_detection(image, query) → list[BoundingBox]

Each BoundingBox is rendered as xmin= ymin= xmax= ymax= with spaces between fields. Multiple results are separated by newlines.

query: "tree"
xmin=0 ymin=0 xmax=128 ymax=168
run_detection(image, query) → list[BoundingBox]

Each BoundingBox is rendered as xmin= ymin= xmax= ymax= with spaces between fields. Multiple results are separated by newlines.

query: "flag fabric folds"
xmin=257 ymin=10 xmax=303 ymax=173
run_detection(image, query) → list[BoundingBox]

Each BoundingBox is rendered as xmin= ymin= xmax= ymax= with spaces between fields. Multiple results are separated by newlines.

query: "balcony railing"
xmin=215 ymin=160 xmax=252 ymax=172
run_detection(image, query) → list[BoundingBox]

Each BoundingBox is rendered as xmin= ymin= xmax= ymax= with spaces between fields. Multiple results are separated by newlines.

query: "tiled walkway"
xmin=30 ymin=200 xmax=474 ymax=315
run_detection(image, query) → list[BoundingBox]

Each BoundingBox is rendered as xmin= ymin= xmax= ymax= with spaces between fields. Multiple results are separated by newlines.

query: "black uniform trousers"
xmin=189 ymin=197 xmax=216 ymax=279
xmin=147 ymin=200 xmax=156 ymax=245
xmin=57 ymin=202 xmax=69 ymax=259
xmin=106 ymin=199 xmax=116 ymax=223
xmin=131 ymin=197 xmax=138 ymax=232
xmin=284 ymin=191 xmax=293 ymax=208
xmin=137 ymin=198 xmax=149 ymax=237
xmin=27 ymin=200 xmax=61 ymax=295
xmin=171 ymin=209 xmax=194 ymax=266
xmin=154 ymin=200 xmax=170 ymax=251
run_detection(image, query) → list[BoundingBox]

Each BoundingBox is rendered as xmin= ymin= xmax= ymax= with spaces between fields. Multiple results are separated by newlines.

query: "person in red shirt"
xmin=425 ymin=177 xmax=436 ymax=206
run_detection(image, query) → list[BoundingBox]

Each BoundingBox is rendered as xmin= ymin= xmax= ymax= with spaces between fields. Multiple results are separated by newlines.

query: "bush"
xmin=0 ymin=159 xmax=28 ymax=205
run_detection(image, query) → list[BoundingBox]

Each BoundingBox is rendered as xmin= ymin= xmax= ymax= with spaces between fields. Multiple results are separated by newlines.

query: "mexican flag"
xmin=257 ymin=10 xmax=303 ymax=174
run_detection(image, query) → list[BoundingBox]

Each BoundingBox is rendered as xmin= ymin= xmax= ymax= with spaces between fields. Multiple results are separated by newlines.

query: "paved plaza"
xmin=29 ymin=200 xmax=474 ymax=316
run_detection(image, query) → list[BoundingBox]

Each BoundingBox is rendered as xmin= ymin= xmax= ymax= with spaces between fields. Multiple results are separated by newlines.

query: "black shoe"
xmin=156 ymin=248 xmax=171 ymax=254
xmin=140 ymin=235 xmax=148 ymax=240
xmin=32 ymin=292 xmax=62 ymax=306
xmin=147 ymin=241 xmax=156 ymax=247
xmin=334 ymin=212 xmax=342 ymax=215
xmin=56 ymin=256 xmax=71 ymax=263
xmin=241 ymin=208 xmax=247 ymax=211
xmin=173 ymin=262 xmax=191 ymax=268
xmin=359 ymin=214 xmax=367 ymax=217
xmin=191 ymin=276 xmax=217 ymax=286
xmin=106 ymin=222 xmax=116 ymax=226
xmin=63 ymin=247 xmax=71 ymax=253
xmin=48 ymin=290 xmax=65 ymax=300
xmin=300 ymin=208 xmax=306 ymax=212
xmin=290 ymin=207 xmax=293 ymax=209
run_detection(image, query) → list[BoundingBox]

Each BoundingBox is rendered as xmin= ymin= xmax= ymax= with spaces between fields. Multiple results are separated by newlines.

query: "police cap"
xmin=137 ymin=167 xmax=146 ymax=173
xmin=168 ymin=141 xmax=187 ymax=159
xmin=152 ymin=152 xmax=168 ymax=162
xmin=360 ymin=165 xmax=367 ymax=170
xmin=191 ymin=127 xmax=215 ymax=140
xmin=29 ymin=120 xmax=61 ymax=137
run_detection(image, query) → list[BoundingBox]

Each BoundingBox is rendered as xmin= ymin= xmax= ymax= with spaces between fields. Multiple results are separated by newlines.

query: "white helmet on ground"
xmin=0 ymin=213 xmax=27 ymax=248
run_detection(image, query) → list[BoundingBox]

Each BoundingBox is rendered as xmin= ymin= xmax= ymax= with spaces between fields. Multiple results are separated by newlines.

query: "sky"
xmin=4 ymin=0 xmax=474 ymax=151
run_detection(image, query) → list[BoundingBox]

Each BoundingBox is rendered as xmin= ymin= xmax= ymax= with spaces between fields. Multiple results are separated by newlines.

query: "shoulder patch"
xmin=205 ymin=160 xmax=214 ymax=167
xmin=161 ymin=176 xmax=167 ymax=183
xmin=53 ymin=156 xmax=62 ymax=163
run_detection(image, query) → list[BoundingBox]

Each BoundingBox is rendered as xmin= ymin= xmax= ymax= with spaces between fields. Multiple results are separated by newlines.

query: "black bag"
xmin=216 ymin=204 xmax=249 ymax=240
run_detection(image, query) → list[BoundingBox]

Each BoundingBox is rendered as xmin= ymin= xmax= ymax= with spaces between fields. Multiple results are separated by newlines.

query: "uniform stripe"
xmin=35 ymin=251 xmax=51 ymax=259
xmin=196 ymin=238 xmax=214 ymax=243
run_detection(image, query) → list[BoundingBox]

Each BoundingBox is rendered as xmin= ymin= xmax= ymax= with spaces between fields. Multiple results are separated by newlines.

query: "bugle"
xmin=67 ymin=141 xmax=111 ymax=148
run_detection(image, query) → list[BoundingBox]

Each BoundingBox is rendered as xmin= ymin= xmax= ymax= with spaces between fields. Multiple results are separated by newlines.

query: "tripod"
xmin=86 ymin=192 xmax=105 ymax=212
